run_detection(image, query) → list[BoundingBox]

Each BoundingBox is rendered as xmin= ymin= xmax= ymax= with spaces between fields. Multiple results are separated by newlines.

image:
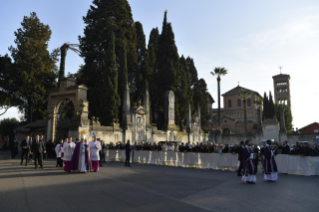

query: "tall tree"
xmin=186 ymin=57 xmax=198 ymax=88
xmin=100 ymin=31 xmax=121 ymax=125
xmin=177 ymin=56 xmax=193 ymax=127
xmin=238 ymin=88 xmax=252 ymax=134
xmin=135 ymin=21 xmax=147 ymax=67
xmin=135 ymin=50 xmax=151 ymax=101
xmin=262 ymin=92 xmax=268 ymax=120
xmin=269 ymin=91 xmax=276 ymax=119
xmin=211 ymin=67 xmax=228 ymax=128
xmin=58 ymin=43 xmax=80 ymax=86
xmin=78 ymin=0 xmax=138 ymax=121
xmin=156 ymin=11 xmax=180 ymax=128
xmin=8 ymin=12 xmax=59 ymax=122
xmin=193 ymin=79 xmax=209 ymax=130
xmin=148 ymin=28 xmax=159 ymax=123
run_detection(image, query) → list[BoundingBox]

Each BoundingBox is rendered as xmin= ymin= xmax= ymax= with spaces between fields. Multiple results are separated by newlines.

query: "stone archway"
xmin=46 ymin=77 xmax=89 ymax=142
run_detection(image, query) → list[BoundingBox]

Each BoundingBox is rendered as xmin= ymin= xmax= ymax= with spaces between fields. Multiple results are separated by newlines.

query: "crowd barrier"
xmin=105 ymin=150 xmax=319 ymax=176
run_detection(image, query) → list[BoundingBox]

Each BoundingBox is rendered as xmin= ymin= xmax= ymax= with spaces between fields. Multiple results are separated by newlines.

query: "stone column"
xmin=144 ymin=89 xmax=150 ymax=126
xmin=163 ymin=90 xmax=177 ymax=130
xmin=122 ymin=83 xmax=132 ymax=128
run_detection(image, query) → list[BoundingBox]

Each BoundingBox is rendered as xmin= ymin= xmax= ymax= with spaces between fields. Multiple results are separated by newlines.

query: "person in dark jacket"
xmin=30 ymin=135 xmax=46 ymax=169
xmin=313 ymin=144 xmax=319 ymax=156
xmin=20 ymin=135 xmax=31 ymax=166
xmin=253 ymin=144 xmax=259 ymax=173
xmin=125 ymin=140 xmax=131 ymax=167
xmin=237 ymin=141 xmax=244 ymax=176
xmin=281 ymin=141 xmax=291 ymax=154
xmin=300 ymin=143 xmax=311 ymax=156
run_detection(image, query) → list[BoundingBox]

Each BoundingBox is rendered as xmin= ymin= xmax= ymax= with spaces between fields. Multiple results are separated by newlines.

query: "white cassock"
xmin=63 ymin=142 xmax=75 ymax=161
xmin=89 ymin=140 xmax=101 ymax=161
xmin=55 ymin=144 xmax=63 ymax=158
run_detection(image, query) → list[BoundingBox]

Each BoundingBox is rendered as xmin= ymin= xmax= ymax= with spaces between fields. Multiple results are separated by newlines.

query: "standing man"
xmin=125 ymin=140 xmax=131 ymax=167
xmin=89 ymin=135 xmax=101 ymax=172
xmin=55 ymin=139 xmax=64 ymax=167
xmin=63 ymin=137 xmax=75 ymax=172
xmin=264 ymin=140 xmax=278 ymax=182
xmin=99 ymin=139 xmax=106 ymax=167
xmin=40 ymin=135 xmax=47 ymax=160
xmin=20 ymin=135 xmax=31 ymax=166
xmin=241 ymin=140 xmax=257 ymax=184
xmin=281 ymin=141 xmax=290 ymax=154
xmin=30 ymin=135 xmax=46 ymax=169
xmin=237 ymin=141 xmax=244 ymax=176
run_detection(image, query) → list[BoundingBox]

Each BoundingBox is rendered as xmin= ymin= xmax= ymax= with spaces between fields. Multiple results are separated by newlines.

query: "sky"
xmin=1 ymin=0 xmax=319 ymax=129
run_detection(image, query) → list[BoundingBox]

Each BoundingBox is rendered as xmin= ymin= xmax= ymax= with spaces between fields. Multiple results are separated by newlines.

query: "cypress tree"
xmin=148 ymin=28 xmax=160 ymax=123
xmin=78 ymin=0 xmax=138 ymax=120
xmin=269 ymin=91 xmax=276 ymax=119
xmin=262 ymin=92 xmax=268 ymax=120
xmin=275 ymin=104 xmax=293 ymax=133
xmin=100 ymin=31 xmax=121 ymax=125
xmin=177 ymin=56 xmax=193 ymax=128
xmin=135 ymin=50 xmax=151 ymax=101
xmin=118 ymin=39 xmax=128 ymax=125
xmin=156 ymin=11 xmax=180 ymax=128
xmin=135 ymin=21 xmax=147 ymax=67
xmin=186 ymin=57 xmax=199 ymax=88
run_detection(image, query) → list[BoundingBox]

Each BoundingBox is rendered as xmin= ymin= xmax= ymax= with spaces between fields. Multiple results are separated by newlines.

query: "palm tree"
xmin=238 ymin=88 xmax=252 ymax=134
xmin=211 ymin=67 xmax=228 ymax=128
xmin=58 ymin=43 xmax=80 ymax=86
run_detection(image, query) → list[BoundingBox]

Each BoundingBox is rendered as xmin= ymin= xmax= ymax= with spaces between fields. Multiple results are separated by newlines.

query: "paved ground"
xmin=0 ymin=156 xmax=319 ymax=212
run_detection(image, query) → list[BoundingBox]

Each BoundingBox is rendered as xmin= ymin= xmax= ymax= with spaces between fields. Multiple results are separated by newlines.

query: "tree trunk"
xmin=217 ymin=77 xmax=221 ymax=128
xmin=243 ymin=99 xmax=247 ymax=134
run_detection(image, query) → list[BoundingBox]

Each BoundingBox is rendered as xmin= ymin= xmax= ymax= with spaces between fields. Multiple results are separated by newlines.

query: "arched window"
xmin=228 ymin=100 xmax=232 ymax=108
xmin=247 ymin=98 xmax=251 ymax=107
xmin=237 ymin=99 xmax=241 ymax=107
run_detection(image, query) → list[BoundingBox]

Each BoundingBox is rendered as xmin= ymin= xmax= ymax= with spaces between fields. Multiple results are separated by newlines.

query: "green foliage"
xmin=0 ymin=118 xmax=20 ymax=139
xmin=262 ymin=92 xmax=268 ymax=120
xmin=274 ymin=104 xmax=293 ymax=133
xmin=8 ymin=12 xmax=58 ymax=122
xmin=135 ymin=21 xmax=147 ymax=67
xmin=58 ymin=99 xmax=75 ymax=119
xmin=78 ymin=0 xmax=137 ymax=123
xmin=238 ymin=88 xmax=252 ymax=133
xmin=186 ymin=57 xmax=198 ymax=88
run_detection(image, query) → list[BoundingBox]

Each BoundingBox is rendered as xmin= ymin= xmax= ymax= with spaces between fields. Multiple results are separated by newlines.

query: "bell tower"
xmin=272 ymin=73 xmax=291 ymax=112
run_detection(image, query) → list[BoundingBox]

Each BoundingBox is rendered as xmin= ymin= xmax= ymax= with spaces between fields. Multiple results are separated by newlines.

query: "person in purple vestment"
xmin=241 ymin=140 xmax=257 ymax=184
xmin=70 ymin=135 xmax=91 ymax=173
xmin=264 ymin=140 xmax=278 ymax=182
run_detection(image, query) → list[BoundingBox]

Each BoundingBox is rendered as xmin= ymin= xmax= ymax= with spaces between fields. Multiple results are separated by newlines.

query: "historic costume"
xmin=89 ymin=139 xmax=101 ymax=171
xmin=264 ymin=144 xmax=278 ymax=181
xmin=63 ymin=141 xmax=75 ymax=172
xmin=71 ymin=137 xmax=91 ymax=173
xmin=241 ymin=145 xmax=257 ymax=183
xmin=55 ymin=143 xmax=63 ymax=167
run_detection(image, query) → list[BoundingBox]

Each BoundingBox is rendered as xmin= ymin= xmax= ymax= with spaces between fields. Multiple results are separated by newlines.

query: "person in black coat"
xmin=125 ymin=140 xmax=131 ymax=167
xmin=30 ymin=135 xmax=46 ymax=169
xmin=281 ymin=141 xmax=291 ymax=154
xmin=300 ymin=143 xmax=311 ymax=156
xmin=20 ymin=135 xmax=31 ymax=166
xmin=237 ymin=141 xmax=244 ymax=176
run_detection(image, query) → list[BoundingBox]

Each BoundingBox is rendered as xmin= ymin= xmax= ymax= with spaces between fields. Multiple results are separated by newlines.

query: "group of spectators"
xmin=103 ymin=140 xmax=319 ymax=156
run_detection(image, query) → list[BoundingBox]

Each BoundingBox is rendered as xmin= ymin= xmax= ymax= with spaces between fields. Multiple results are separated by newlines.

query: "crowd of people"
xmin=19 ymin=134 xmax=106 ymax=173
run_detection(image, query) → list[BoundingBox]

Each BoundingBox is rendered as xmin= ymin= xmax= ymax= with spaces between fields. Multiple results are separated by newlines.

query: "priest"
xmin=241 ymin=140 xmax=257 ymax=184
xmin=71 ymin=135 xmax=91 ymax=173
xmin=89 ymin=135 xmax=101 ymax=172
xmin=264 ymin=140 xmax=278 ymax=182
xmin=62 ymin=137 xmax=75 ymax=172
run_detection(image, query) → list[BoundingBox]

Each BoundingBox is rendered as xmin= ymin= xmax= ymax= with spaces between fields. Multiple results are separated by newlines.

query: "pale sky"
xmin=1 ymin=0 xmax=319 ymax=129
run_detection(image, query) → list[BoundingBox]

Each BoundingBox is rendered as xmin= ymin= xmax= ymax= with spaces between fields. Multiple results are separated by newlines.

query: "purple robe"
xmin=70 ymin=142 xmax=91 ymax=171
xmin=243 ymin=146 xmax=256 ymax=176
xmin=264 ymin=146 xmax=278 ymax=174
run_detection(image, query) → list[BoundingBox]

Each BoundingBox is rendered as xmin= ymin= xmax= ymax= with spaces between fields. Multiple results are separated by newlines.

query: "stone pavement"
xmin=0 ymin=158 xmax=318 ymax=212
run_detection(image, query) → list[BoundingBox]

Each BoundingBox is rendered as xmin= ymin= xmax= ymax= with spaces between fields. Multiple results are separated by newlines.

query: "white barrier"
xmin=106 ymin=150 xmax=239 ymax=171
xmin=106 ymin=150 xmax=319 ymax=176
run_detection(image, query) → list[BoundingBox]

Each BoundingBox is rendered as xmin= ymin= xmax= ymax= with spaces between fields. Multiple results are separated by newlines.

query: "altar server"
xmin=241 ymin=140 xmax=257 ymax=184
xmin=89 ymin=135 xmax=101 ymax=172
xmin=63 ymin=137 xmax=75 ymax=172
xmin=55 ymin=139 xmax=63 ymax=167
xmin=264 ymin=140 xmax=278 ymax=182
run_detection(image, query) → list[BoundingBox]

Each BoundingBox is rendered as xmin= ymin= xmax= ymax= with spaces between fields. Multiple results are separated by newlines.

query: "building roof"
xmin=272 ymin=73 xmax=290 ymax=79
xmin=222 ymin=85 xmax=262 ymax=97
xmin=298 ymin=122 xmax=319 ymax=131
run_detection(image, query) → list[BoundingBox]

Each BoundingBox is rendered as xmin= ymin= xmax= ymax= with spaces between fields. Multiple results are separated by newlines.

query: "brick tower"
xmin=272 ymin=74 xmax=291 ymax=112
